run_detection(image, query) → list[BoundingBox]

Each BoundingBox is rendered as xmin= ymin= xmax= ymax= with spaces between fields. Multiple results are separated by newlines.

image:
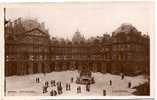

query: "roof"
xmin=113 ymin=23 xmax=139 ymax=36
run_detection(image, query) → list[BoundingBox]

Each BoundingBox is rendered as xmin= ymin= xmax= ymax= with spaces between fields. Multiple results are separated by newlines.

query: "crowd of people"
xmin=42 ymin=80 xmax=64 ymax=96
xmin=36 ymin=76 xmax=74 ymax=96
xmin=35 ymin=73 xmax=132 ymax=96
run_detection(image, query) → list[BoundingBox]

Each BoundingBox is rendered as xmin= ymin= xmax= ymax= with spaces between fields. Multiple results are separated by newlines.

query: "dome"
xmin=113 ymin=23 xmax=139 ymax=35
xmin=72 ymin=29 xmax=85 ymax=43
xmin=20 ymin=18 xmax=49 ymax=34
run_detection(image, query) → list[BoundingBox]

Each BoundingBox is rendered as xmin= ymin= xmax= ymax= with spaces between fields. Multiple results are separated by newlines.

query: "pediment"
xmin=26 ymin=29 xmax=47 ymax=37
xmin=19 ymin=34 xmax=48 ymax=44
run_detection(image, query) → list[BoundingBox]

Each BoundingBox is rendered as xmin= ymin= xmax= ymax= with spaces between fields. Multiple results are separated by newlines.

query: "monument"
xmin=76 ymin=64 xmax=95 ymax=85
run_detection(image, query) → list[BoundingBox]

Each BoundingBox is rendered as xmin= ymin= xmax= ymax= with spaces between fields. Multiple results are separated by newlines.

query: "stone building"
xmin=5 ymin=18 xmax=150 ymax=76
xmin=5 ymin=18 xmax=51 ymax=76
xmin=111 ymin=24 xmax=150 ymax=75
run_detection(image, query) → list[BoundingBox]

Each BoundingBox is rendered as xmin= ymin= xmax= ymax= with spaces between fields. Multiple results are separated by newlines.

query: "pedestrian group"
xmin=35 ymin=73 xmax=132 ymax=96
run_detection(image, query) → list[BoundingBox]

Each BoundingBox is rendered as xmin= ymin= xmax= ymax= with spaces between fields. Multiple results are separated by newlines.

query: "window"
xmin=56 ymin=56 xmax=61 ymax=60
xmin=118 ymin=55 xmax=121 ymax=61
xmin=127 ymin=36 xmax=130 ymax=41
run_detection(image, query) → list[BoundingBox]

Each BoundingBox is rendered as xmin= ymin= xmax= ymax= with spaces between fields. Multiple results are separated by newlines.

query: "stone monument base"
xmin=76 ymin=71 xmax=95 ymax=85
xmin=76 ymin=76 xmax=95 ymax=85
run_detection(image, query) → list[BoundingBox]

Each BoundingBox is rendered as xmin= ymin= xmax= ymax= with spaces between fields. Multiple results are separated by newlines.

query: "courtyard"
xmin=6 ymin=70 xmax=148 ymax=96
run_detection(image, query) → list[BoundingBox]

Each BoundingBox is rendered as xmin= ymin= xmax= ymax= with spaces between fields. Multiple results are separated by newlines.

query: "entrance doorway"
xmin=10 ymin=62 xmax=17 ymax=75
xmin=50 ymin=62 xmax=55 ymax=71
xmin=106 ymin=63 xmax=111 ymax=73
xmin=97 ymin=63 xmax=101 ymax=72
xmin=33 ymin=62 xmax=38 ymax=73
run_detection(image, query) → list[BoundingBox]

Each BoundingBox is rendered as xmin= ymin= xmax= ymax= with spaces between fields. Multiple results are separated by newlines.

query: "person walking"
xmin=54 ymin=90 xmax=57 ymax=96
xmin=128 ymin=82 xmax=131 ymax=88
xmin=60 ymin=84 xmax=63 ymax=94
xmin=38 ymin=77 xmax=40 ymax=83
xmin=66 ymin=83 xmax=68 ymax=91
xmin=47 ymin=81 xmax=48 ymax=87
xmin=71 ymin=77 xmax=73 ymax=83
xmin=54 ymin=80 xmax=56 ymax=86
xmin=109 ymin=80 xmax=112 ymax=86
xmin=45 ymin=81 xmax=47 ymax=87
xmin=103 ymin=89 xmax=106 ymax=96
xmin=56 ymin=82 xmax=59 ymax=93
xmin=121 ymin=73 xmax=125 ymax=80
xmin=50 ymin=89 xmax=54 ymax=96
xmin=88 ymin=84 xmax=90 ymax=92
xmin=35 ymin=77 xmax=37 ymax=83
xmin=77 ymin=86 xmax=81 ymax=93
xmin=86 ymin=84 xmax=90 ymax=92
xmin=42 ymin=86 xmax=45 ymax=93
xmin=69 ymin=84 xmax=71 ymax=91
xmin=77 ymin=87 xmax=79 ymax=93
xmin=51 ymin=80 xmax=53 ymax=87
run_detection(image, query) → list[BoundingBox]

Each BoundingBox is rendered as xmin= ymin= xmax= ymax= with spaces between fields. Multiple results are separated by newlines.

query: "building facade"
xmin=5 ymin=18 xmax=150 ymax=76
xmin=5 ymin=18 xmax=51 ymax=76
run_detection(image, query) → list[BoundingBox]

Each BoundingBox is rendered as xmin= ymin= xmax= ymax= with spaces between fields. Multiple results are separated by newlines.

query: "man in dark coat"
xmin=109 ymin=80 xmax=112 ymax=86
xmin=38 ymin=77 xmax=40 ymax=83
xmin=35 ymin=77 xmax=37 ymax=83
xmin=54 ymin=80 xmax=56 ymax=86
xmin=66 ymin=83 xmax=68 ymax=91
xmin=128 ymin=82 xmax=131 ymax=88
xmin=50 ymin=89 xmax=54 ymax=96
xmin=121 ymin=73 xmax=125 ymax=80
xmin=71 ymin=77 xmax=73 ymax=83
xmin=77 ymin=86 xmax=80 ymax=93
xmin=69 ymin=84 xmax=71 ymax=91
xmin=103 ymin=89 xmax=106 ymax=96
xmin=42 ymin=86 xmax=45 ymax=93
xmin=54 ymin=90 xmax=57 ymax=96
xmin=86 ymin=84 xmax=90 ymax=92
xmin=51 ymin=80 xmax=53 ymax=87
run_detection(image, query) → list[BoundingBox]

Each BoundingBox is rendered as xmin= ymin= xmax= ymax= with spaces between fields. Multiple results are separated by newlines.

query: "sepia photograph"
xmin=3 ymin=2 xmax=154 ymax=98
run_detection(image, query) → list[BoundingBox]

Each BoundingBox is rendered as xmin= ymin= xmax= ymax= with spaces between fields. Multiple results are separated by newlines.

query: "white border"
xmin=0 ymin=1 xmax=155 ymax=100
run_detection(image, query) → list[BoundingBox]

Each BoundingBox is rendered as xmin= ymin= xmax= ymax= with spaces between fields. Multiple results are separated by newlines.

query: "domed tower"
xmin=74 ymin=29 xmax=95 ymax=85
xmin=72 ymin=29 xmax=85 ymax=44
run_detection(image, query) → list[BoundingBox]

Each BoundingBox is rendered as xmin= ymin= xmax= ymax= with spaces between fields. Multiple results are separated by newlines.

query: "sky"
xmin=5 ymin=2 xmax=154 ymax=39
